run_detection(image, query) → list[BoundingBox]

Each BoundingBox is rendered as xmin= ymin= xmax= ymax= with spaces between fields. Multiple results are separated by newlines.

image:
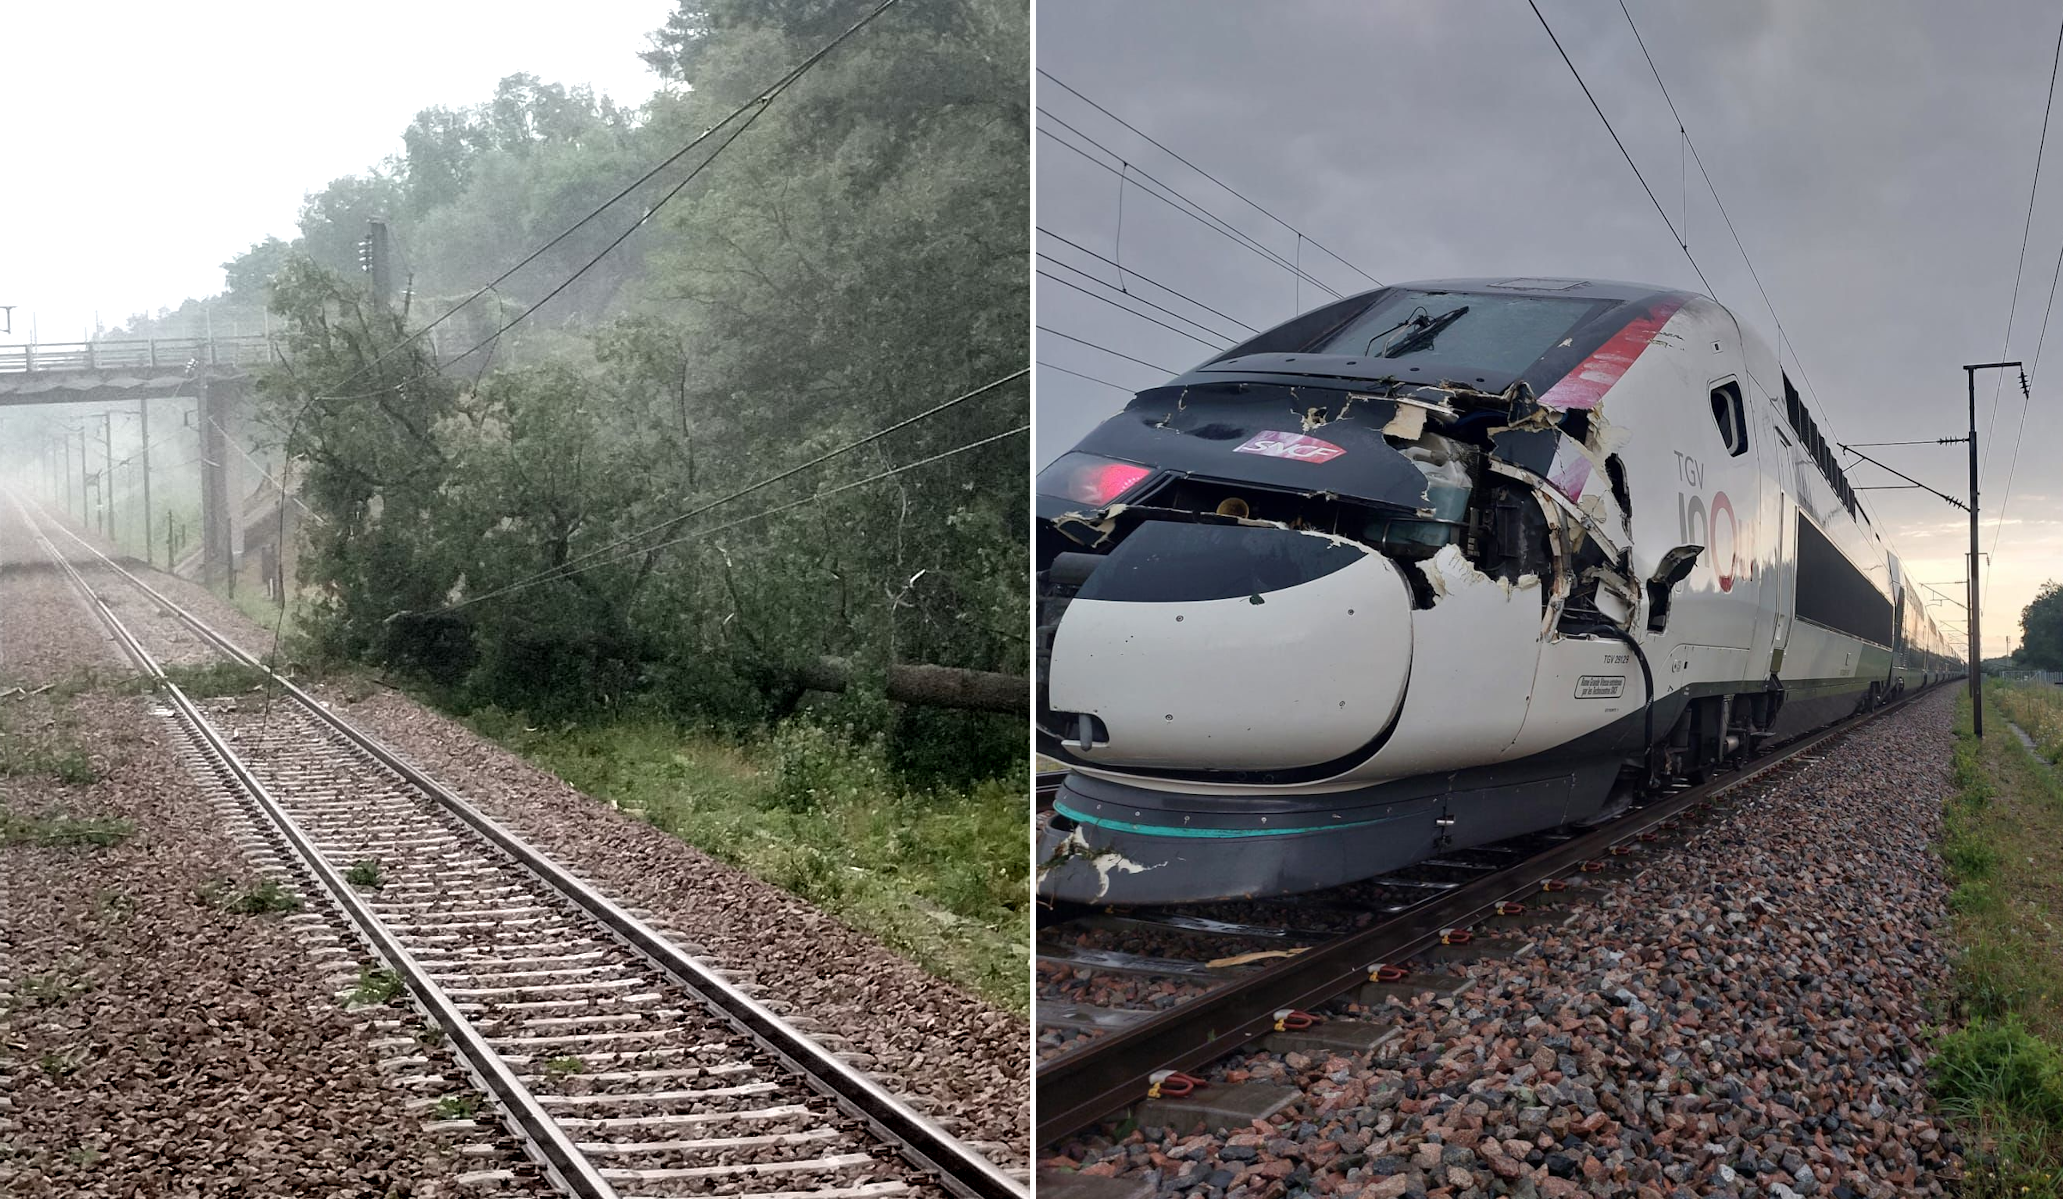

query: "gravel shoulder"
xmin=1 ymin=548 xmax=464 ymax=1195
xmin=56 ymin=539 xmax=1031 ymax=1164
xmin=1047 ymin=689 xmax=1963 ymax=1199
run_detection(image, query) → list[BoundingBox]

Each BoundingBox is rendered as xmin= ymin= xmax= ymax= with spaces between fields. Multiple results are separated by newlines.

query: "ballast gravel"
xmin=1046 ymin=688 xmax=1963 ymax=1199
xmin=320 ymin=684 xmax=1032 ymax=1162
xmin=0 ymin=552 xmax=467 ymax=1194
xmin=35 ymin=530 xmax=1031 ymax=1168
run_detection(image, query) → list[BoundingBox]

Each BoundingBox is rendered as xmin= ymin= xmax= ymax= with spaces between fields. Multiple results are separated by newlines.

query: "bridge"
xmin=0 ymin=336 xmax=273 ymax=406
xmin=0 ymin=336 xmax=274 ymax=586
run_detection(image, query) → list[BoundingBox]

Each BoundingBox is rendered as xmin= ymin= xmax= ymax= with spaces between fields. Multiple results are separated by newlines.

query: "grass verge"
xmin=465 ymin=710 xmax=1027 ymax=1013
xmin=1933 ymin=687 xmax=2063 ymax=1194
xmin=1999 ymin=682 xmax=2063 ymax=765
xmin=0 ymin=810 xmax=131 ymax=848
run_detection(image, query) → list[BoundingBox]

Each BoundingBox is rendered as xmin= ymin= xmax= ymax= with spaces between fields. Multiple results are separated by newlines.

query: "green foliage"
xmin=431 ymin=1094 xmax=478 ymax=1120
xmin=1935 ymin=693 xmax=2063 ymax=1195
xmin=160 ymin=661 xmax=269 ymax=698
xmin=0 ymin=737 xmax=99 ymax=785
xmin=223 ymin=878 xmax=301 ymax=915
xmin=0 ymin=810 xmax=129 ymax=848
xmin=345 ymin=859 xmax=385 ymax=888
xmin=475 ymin=711 xmax=1027 ymax=1010
xmin=237 ymin=1 xmax=1027 ymax=781
xmin=1930 ymin=1019 xmax=2063 ymax=1194
xmin=13 ymin=969 xmax=93 ymax=1010
xmin=542 ymin=1055 xmax=585 ymax=1077
xmin=349 ymin=967 xmax=405 ymax=1006
xmin=2022 ymin=581 xmax=2063 ymax=671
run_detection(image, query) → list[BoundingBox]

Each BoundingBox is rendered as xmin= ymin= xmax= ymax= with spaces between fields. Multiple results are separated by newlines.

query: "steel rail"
xmin=1033 ymin=692 xmax=1917 ymax=1145
xmin=12 ymin=497 xmax=621 ymax=1197
xmin=27 ymin=502 xmax=1026 ymax=1199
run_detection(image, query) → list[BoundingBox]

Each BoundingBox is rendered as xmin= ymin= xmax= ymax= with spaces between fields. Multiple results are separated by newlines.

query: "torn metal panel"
xmin=1485 ymin=458 xmax=1626 ymax=559
xmin=1381 ymin=403 xmax=1429 ymax=441
xmin=1645 ymin=544 xmax=1704 ymax=633
xmin=1037 ymin=824 xmax=1161 ymax=901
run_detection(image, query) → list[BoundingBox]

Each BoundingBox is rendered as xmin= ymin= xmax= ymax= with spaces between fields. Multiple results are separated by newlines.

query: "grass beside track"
xmin=1934 ymin=687 xmax=2063 ymax=1195
xmin=1999 ymin=682 xmax=2063 ymax=765
xmin=465 ymin=710 xmax=1029 ymax=1013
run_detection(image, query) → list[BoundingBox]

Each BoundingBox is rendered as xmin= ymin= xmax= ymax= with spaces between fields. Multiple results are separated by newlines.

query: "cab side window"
xmin=1709 ymin=381 xmax=1748 ymax=457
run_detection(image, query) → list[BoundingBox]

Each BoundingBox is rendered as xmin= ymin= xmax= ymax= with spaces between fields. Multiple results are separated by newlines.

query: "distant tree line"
xmin=2015 ymin=581 xmax=2063 ymax=671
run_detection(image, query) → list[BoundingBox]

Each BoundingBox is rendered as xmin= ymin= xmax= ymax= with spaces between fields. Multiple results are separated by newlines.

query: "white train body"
xmin=1036 ymin=278 xmax=1958 ymax=904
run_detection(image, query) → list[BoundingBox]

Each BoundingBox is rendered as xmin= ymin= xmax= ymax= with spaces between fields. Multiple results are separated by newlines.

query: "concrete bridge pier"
xmin=197 ymin=377 xmax=247 ymax=590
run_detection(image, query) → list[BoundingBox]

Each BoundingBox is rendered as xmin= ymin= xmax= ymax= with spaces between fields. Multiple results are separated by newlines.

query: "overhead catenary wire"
xmin=1526 ymin=0 xmax=1717 ymax=306
xmin=440 ymin=2 xmax=902 ymax=369
xmin=417 ymin=423 xmax=1028 ymax=616
xmin=1035 ymin=327 xmax=1180 ymax=375
xmin=1615 ymin=0 xmax=1830 ymax=418
xmin=1983 ymin=12 xmax=2063 ymax=494
xmin=1034 ymin=268 xmax=1235 ymax=350
xmin=1985 ymin=12 xmax=2063 ymax=614
xmin=330 ymin=0 xmax=903 ymax=396
xmin=1037 ymin=118 xmax=1347 ymax=303
xmin=1037 ymin=227 xmax=1263 ymax=334
xmin=1035 ymin=360 xmax=1137 ymax=393
xmin=388 ymin=366 xmax=1026 ymax=619
xmin=1037 ymin=256 xmax=1243 ymax=343
xmin=1036 ymin=69 xmax=1384 ymax=290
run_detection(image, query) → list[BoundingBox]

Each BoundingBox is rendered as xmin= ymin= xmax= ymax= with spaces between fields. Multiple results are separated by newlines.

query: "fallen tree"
xmin=797 ymin=656 xmax=1026 ymax=714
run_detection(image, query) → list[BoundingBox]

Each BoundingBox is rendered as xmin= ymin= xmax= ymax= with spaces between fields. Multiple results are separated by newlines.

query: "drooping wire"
xmin=387 ymin=367 xmax=1026 ymax=620
xmin=416 ymin=423 xmax=1027 ymax=617
xmin=330 ymin=0 xmax=903 ymax=396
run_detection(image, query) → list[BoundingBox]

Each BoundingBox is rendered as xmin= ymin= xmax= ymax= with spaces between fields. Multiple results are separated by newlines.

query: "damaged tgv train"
xmin=1035 ymin=278 xmax=1961 ymax=905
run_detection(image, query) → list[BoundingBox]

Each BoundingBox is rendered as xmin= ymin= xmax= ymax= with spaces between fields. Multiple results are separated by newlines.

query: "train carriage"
xmin=1035 ymin=277 xmax=1961 ymax=905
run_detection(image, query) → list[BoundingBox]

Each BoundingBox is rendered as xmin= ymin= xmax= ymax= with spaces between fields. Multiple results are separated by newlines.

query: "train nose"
xmin=1046 ymin=521 xmax=1413 ymax=772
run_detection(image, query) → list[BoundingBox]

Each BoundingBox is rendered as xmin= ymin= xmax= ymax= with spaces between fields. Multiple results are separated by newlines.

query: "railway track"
xmin=1033 ymin=688 xmax=1918 ymax=1147
xmin=12 ymin=494 xmax=1027 ymax=1199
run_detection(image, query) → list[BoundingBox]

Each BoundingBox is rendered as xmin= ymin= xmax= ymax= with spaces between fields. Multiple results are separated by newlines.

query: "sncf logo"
xmin=1233 ymin=431 xmax=1345 ymax=464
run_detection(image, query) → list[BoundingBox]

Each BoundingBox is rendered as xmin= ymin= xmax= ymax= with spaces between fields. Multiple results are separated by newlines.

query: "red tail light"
xmin=1038 ymin=452 xmax=1152 ymax=506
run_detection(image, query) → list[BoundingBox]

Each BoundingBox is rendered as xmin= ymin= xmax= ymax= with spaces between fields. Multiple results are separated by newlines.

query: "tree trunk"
xmin=797 ymin=656 xmax=1027 ymax=714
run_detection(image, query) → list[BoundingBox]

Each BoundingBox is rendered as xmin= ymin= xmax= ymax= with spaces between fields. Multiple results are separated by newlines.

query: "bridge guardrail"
xmin=0 ymin=336 xmax=276 ymax=375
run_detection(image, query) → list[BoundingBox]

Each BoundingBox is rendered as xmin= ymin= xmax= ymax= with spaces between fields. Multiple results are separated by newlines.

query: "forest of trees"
xmin=122 ymin=0 xmax=1029 ymax=784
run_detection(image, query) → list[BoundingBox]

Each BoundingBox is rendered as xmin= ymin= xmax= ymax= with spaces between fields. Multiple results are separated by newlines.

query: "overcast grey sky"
xmin=1035 ymin=0 xmax=2063 ymax=658
xmin=1 ymin=0 xmax=670 ymax=340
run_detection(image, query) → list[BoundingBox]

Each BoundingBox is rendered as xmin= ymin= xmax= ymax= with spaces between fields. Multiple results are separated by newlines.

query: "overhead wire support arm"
xmin=1836 ymin=443 xmax=1968 ymax=512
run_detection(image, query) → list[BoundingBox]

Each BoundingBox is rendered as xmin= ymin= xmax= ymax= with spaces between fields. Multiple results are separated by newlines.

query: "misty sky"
xmin=1035 ymin=0 xmax=2063 ymax=658
xmin=1 ymin=0 xmax=670 ymax=341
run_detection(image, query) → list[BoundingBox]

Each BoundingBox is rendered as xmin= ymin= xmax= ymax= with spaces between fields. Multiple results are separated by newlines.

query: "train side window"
xmin=1709 ymin=381 xmax=1748 ymax=456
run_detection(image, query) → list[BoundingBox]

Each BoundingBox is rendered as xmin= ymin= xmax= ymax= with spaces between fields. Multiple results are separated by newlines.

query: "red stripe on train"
xmin=1536 ymin=295 xmax=1689 ymax=411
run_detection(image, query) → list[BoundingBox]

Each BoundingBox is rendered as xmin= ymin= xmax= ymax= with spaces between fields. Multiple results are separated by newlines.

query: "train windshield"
xmin=1309 ymin=290 xmax=1607 ymax=376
